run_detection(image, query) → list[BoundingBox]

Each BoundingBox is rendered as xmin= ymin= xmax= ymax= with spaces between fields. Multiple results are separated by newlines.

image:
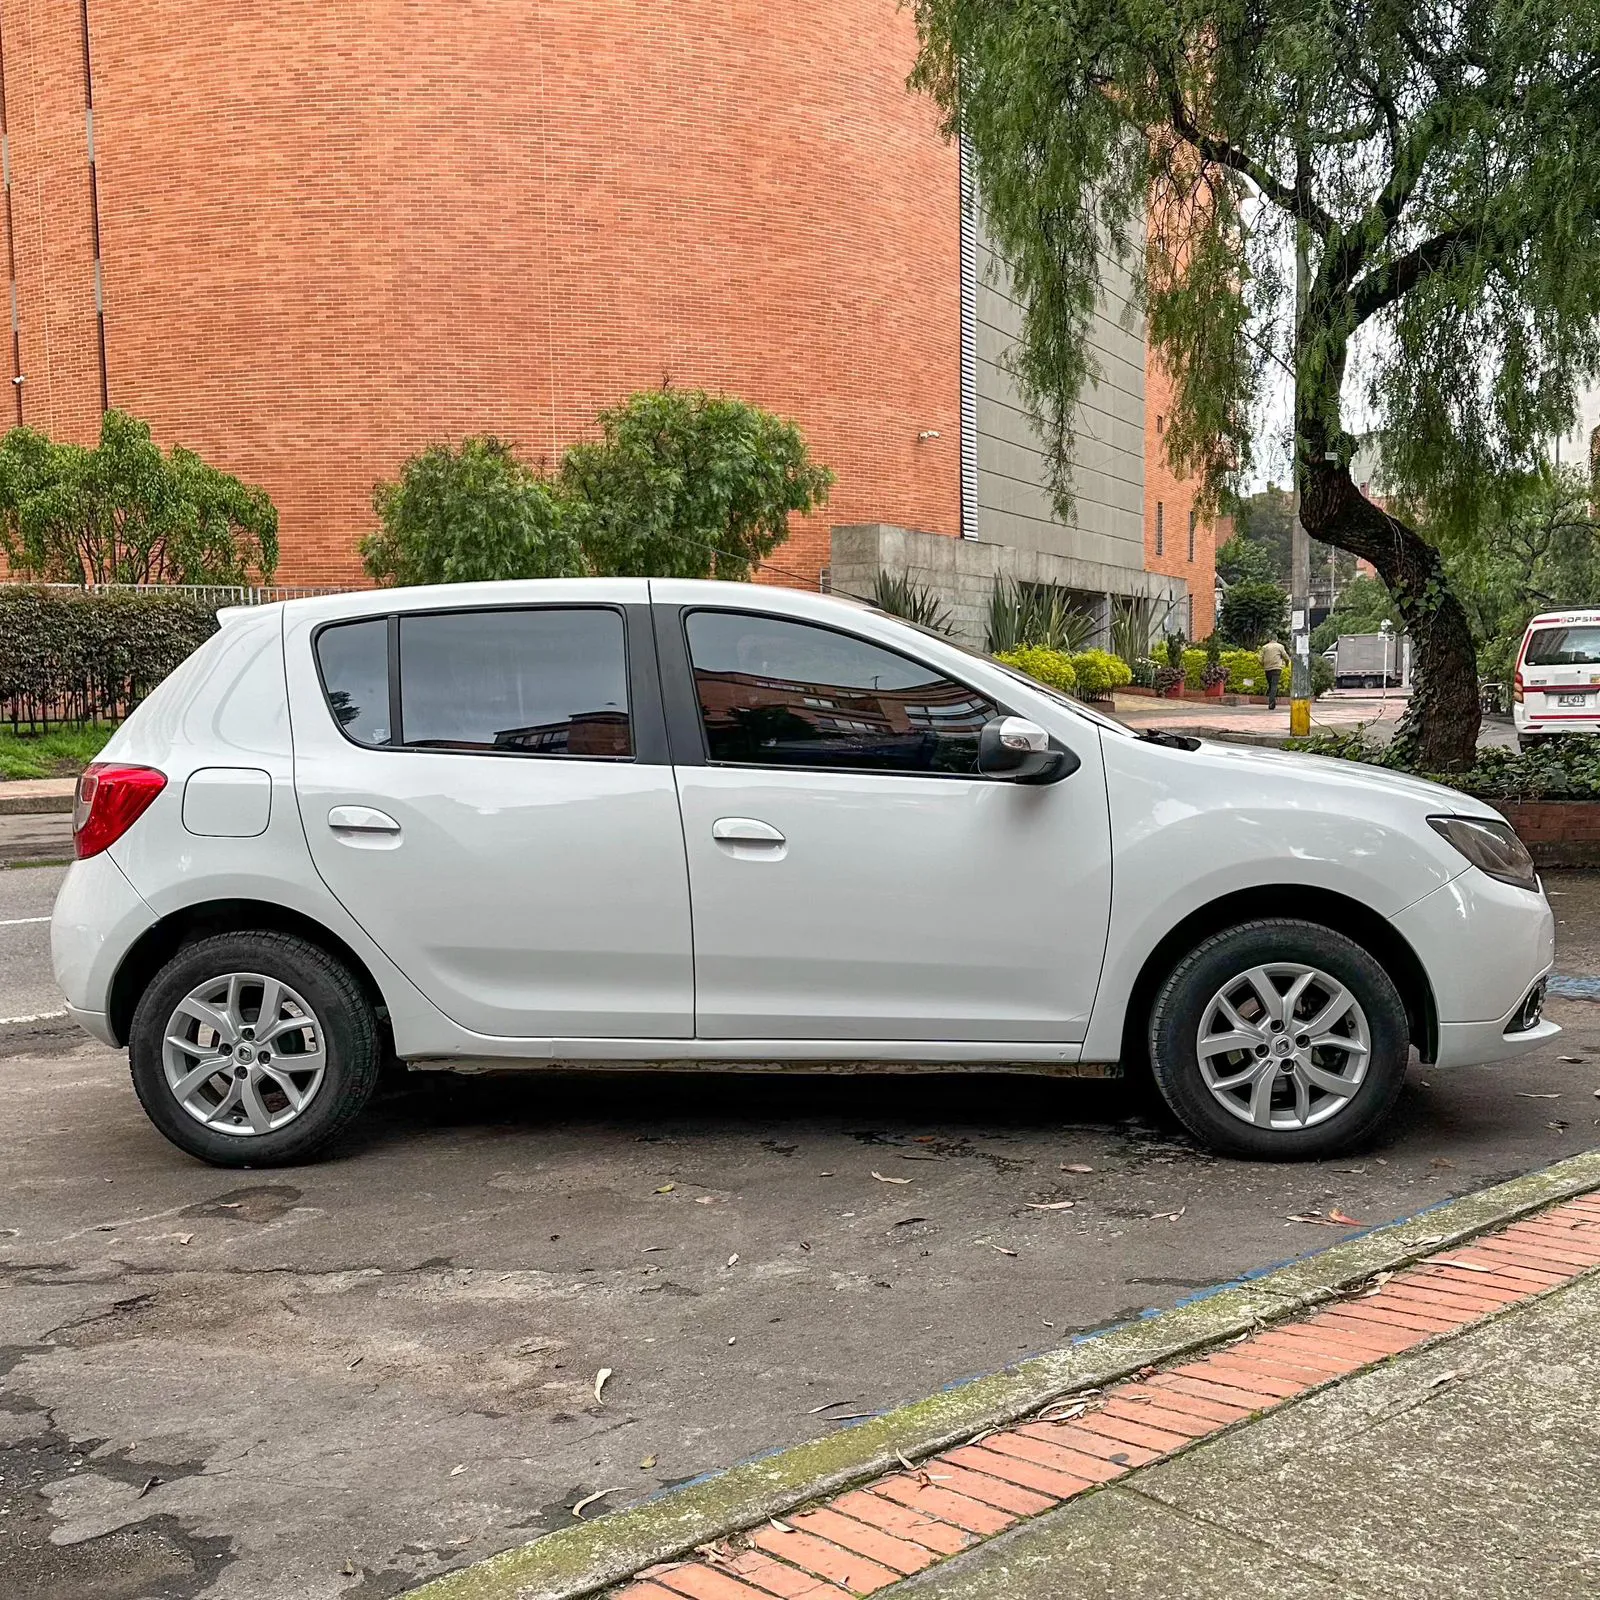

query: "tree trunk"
xmin=1299 ymin=459 xmax=1480 ymax=772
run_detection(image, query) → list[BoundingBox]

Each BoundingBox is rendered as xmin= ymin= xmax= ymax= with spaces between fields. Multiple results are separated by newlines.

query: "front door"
xmin=668 ymin=606 xmax=1112 ymax=1042
xmin=288 ymin=596 xmax=693 ymax=1039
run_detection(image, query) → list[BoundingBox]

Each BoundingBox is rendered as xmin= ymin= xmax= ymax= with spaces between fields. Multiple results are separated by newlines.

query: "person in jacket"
xmin=1259 ymin=636 xmax=1289 ymax=709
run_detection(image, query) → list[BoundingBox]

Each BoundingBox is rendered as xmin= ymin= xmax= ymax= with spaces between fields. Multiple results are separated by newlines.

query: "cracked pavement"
xmin=3 ymin=872 xmax=1600 ymax=1598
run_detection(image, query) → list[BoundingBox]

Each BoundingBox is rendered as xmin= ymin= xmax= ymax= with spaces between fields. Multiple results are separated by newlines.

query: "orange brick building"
xmin=1144 ymin=359 xmax=1217 ymax=636
xmin=0 ymin=0 xmax=1210 ymax=632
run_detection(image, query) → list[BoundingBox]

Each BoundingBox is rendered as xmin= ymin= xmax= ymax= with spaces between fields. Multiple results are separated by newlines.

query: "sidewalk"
xmin=1110 ymin=691 xmax=1517 ymax=751
xmin=888 ymin=1266 xmax=1599 ymax=1598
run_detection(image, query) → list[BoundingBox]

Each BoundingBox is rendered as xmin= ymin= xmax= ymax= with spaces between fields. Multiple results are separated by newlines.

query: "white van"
xmin=1514 ymin=608 xmax=1600 ymax=750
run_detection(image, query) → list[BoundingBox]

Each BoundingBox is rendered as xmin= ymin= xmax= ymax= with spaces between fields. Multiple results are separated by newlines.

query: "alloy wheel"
xmin=1195 ymin=962 xmax=1371 ymax=1131
xmin=161 ymin=972 xmax=328 ymax=1137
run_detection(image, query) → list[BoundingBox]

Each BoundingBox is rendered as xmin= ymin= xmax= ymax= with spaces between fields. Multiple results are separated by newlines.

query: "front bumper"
xmin=1391 ymin=867 xmax=1557 ymax=1066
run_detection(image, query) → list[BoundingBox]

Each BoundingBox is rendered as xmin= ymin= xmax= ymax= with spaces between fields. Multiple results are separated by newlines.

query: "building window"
xmin=1155 ymin=502 xmax=1164 ymax=556
xmin=1156 ymin=414 xmax=1164 ymax=435
xmin=1188 ymin=508 xmax=1197 ymax=562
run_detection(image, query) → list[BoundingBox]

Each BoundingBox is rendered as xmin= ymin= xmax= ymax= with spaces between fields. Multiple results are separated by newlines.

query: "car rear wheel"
xmin=1148 ymin=919 xmax=1410 ymax=1160
xmin=129 ymin=931 xmax=382 ymax=1167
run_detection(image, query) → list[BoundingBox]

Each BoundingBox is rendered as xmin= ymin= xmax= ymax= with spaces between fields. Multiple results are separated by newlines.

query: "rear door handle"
xmin=328 ymin=805 xmax=401 ymax=835
xmin=712 ymin=817 xmax=785 ymax=844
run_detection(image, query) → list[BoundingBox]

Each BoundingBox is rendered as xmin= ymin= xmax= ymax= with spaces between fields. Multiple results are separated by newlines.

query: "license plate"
xmin=1556 ymin=693 xmax=1591 ymax=707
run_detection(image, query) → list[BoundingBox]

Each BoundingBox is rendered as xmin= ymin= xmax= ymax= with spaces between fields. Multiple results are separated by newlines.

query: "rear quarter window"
xmin=314 ymin=618 xmax=392 ymax=746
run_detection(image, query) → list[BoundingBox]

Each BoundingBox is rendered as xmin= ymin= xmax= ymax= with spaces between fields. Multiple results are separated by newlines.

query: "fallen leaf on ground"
xmin=594 ymin=1367 xmax=613 ymax=1404
xmin=768 ymin=1517 xmax=795 ymax=1534
xmin=347 ymin=1356 xmax=363 ymax=1369
xmin=449 ymin=1463 xmax=467 ymax=1476
xmin=807 ymin=1398 xmax=854 ymax=1414
xmin=1549 ymin=1120 xmax=1571 ymax=1130
xmin=1360 ymin=1270 xmax=1395 ymax=1297
xmin=990 ymin=1244 xmax=1019 ymax=1256
xmin=1558 ymin=1055 xmax=1584 ymax=1063
xmin=1327 ymin=1209 xmax=1363 ymax=1226
xmin=1149 ymin=1207 xmax=1186 ymax=1221
xmin=642 ymin=1246 xmax=665 ymax=1253
xmin=177 ymin=1233 xmax=194 ymax=1246
xmin=136 ymin=1476 xmax=161 ymax=1498
xmin=1287 ymin=1212 xmax=1342 ymax=1226
xmin=892 ymin=1216 xmax=929 ymax=1228
xmin=1428 ymin=1370 xmax=1462 ymax=1389
xmin=871 ymin=1171 xmax=912 ymax=1184
xmin=823 ymin=1411 xmax=873 ymax=1421
xmin=639 ymin=1455 xmax=657 ymax=1469
xmin=572 ymin=1487 xmax=622 ymax=1519
xmin=727 ymin=1336 xmax=736 ymax=1346
xmin=1061 ymin=1163 xmax=1094 ymax=1173
xmin=695 ymin=1196 xmax=717 ymax=1205
xmin=1434 ymin=1258 xmax=1494 ymax=1273
xmin=726 ymin=1254 xmax=739 ymax=1267
xmin=1026 ymin=1200 xmax=1076 ymax=1211
xmin=654 ymin=1183 xmax=676 ymax=1194
xmin=1516 ymin=1092 xmax=1561 ymax=1099
xmin=895 ymin=1450 xmax=919 ymax=1471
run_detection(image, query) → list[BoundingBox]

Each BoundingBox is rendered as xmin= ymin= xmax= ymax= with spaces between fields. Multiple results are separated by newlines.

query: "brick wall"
xmin=1143 ymin=354 xmax=1216 ymax=636
xmin=1493 ymin=801 xmax=1600 ymax=868
xmin=1 ymin=0 xmax=961 ymax=587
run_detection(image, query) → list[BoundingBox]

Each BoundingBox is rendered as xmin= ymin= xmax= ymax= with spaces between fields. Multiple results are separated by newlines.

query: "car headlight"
xmin=1427 ymin=815 xmax=1539 ymax=892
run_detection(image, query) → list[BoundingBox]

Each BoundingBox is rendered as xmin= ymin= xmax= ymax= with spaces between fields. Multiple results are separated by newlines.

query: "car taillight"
xmin=1513 ymin=670 xmax=1523 ymax=704
xmin=73 ymin=763 xmax=166 ymax=859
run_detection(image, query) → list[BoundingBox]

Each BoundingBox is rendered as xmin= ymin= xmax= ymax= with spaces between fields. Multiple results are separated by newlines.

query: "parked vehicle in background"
xmin=53 ymin=580 xmax=1556 ymax=1166
xmin=1333 ymin=631 xmax=1408 ymax=690
xmin=1513 ymin=608 xmax=1600 ymax=752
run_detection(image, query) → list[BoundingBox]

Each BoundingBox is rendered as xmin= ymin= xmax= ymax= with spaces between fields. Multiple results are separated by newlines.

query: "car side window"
xmin=684 ymin=610 xmax=998 ymax=775
xmin=315 ymin=618 xmax=392 ymax=747
xmin=398 ymin=607 xmax=631 ymax=757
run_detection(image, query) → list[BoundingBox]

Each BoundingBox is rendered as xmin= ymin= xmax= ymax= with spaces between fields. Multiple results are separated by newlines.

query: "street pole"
xmin=1289 ymin=221 xmax=1312 ymax=737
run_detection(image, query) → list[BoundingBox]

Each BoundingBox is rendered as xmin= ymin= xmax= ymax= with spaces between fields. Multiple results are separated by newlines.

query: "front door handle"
xmin=712 ymin=817 xmax=785 ymax=844
xmin=328 ymin=804 xmax=402 ymax=835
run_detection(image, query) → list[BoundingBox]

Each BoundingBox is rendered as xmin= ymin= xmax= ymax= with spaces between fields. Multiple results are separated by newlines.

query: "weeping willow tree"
xmin=912 ymin=0 xmax=1600 ymax=769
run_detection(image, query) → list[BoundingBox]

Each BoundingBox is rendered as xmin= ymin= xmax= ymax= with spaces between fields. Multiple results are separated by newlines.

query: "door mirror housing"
xmin=978 ymin=717 xmax=1079 ymax=784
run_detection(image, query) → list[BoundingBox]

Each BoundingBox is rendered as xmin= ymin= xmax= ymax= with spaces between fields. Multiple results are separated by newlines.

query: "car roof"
xmin=1526 ymin=609 xmax=1600 ymax=627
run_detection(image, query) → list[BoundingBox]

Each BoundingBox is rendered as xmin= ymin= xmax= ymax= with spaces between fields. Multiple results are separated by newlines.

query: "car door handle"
xmin=712 ymin=817 xmax=785 ymax=845
xmin=327 ymin=805 xmax=402 ymax=835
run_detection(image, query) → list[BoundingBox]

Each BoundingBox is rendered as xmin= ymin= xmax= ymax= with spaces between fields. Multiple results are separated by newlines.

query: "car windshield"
xmin=1524 ymin=625 xmax=1600 ymax=667
xmin=870 ymin=610 xmax=1140 ymax=737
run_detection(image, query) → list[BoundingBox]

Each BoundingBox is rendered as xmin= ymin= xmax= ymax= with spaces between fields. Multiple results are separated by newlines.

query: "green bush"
xmin=1311 ymin=654 xmax=1336 ymax=697
xmin=1070 ymin=649 xmax=1132 ymax=698
xmin=0 ymin=587 xmax=218 ymax=730
xmin=1219 ymin=579 xmax=1289 ymax=647
xmin=1288 ymin=730 xmax=1600 ymax=802
xmin=994 ymin=645 xmax=1078 ymax=694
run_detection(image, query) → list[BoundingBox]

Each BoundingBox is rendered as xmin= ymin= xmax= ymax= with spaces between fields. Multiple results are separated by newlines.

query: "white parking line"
xmin=0 ymin=916 xmax=50 ymax=927
xmin=0 ymin=1008 xmax=67 ymax=1025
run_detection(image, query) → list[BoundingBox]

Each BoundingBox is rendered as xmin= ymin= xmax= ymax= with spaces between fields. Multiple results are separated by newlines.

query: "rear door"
xmin=1520 ymin=619 xmax=1600 ymax=724
xmin=286 ymin=590 xmax=693 ymax=1039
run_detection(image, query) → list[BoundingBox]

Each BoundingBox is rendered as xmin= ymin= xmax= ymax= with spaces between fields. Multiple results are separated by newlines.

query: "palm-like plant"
xmin=986 ymin=579 xmax=1095 ymax=654
xmin=871 ymin=569 xmax=955 ymax=635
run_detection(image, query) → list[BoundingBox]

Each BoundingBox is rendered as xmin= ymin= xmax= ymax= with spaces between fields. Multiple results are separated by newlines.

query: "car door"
xmin=660 ymin=600 xmax=1113 ymax=1042
xmin=287 ymin=592 xmax=693 ymax=1039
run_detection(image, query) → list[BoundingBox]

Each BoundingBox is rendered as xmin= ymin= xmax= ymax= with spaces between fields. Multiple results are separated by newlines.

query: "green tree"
xmin=1215 ymin=533 xmax=1280 ymax=587
xmin=1220 ymin=579 xmax=1290 ymax=647
xmin=362 ymin=437 xmax=586 ymax=586
xmin=912 ymin=0 xmax=1600 ymax=768
xmin=0 ymin=410 xmax=277 ymax=585
xmin=560 ymin=387 xmax=834 ymax=580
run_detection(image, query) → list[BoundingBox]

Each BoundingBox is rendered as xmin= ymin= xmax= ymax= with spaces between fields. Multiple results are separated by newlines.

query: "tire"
xmin=129 ymin=931 xmax=383 ymax=1167
xmin=1147 ymin=919 xmax=1409 ymax=1161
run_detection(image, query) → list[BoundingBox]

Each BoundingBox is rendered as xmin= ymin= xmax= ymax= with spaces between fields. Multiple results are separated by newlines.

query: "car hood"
xmin=1182 ymin=738 xmax=1497 ymax=816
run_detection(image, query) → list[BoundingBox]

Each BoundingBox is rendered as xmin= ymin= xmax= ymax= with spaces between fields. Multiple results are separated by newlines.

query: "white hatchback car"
xmin=53 ymin=579 xmax=1558 ymax=1166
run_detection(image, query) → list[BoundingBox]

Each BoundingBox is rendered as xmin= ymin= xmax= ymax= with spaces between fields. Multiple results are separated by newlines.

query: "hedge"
xmin=994 ymin=645 xmax=1077 ymax=694
xmin=1290 ymin=729 xmax=1600 ymax=802
xmin=1180 ymin=647 xmax=1333 ymax=697
xmin=0 ymin=587 xmax=220 ymax=731
xmin=1070 ymin=648 xmax=1133 ymax=698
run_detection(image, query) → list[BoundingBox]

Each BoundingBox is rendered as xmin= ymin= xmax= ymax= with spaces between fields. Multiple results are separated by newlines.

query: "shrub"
xmin=994 ymin=645 xmax=1078 ymax=694
xmin=1070 ymin=649 xmax=1132 ymax=698
xmin=1219 ymin=579 xmax=1289 ymax=647
xmin=873 ymin=569 xmax=953 ymax=634
xmin=1312 ymin=654 xmax=1336 ymax=698
xmin=1288 ymin=730 xmax=1600 ymax=802
xmin=364 ymin=437 xmax=588 ymax=586
xmin=0 ymin=410 xmax=277 ymax=585
xmin=1221 ymin=648 xmax=1269 ymax=694
xmin=0 ymin=586 xmax=219 ymax=730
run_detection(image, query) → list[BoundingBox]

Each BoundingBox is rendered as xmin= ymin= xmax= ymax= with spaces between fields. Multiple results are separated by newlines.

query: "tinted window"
xmin=1525 ymin=626 xmax=1600 ymax=667
xmin=686 ymin=611 xmax=997 ymax=774
xmin=316 ymin=618 xmax=392 ymax=746
xmin=399 ymin=608 xmax=630 ymax=757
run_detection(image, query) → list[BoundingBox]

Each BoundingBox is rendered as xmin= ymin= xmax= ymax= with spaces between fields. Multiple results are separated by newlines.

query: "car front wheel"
xmin=129 ymin=931 xmax=383 ymax=1167
xmin=1148 ymin=919 xmax=1410 ymax=1160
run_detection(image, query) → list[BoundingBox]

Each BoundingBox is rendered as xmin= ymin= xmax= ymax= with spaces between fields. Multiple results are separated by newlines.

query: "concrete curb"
xmin=405 ymin=1148 xmax=1600 ymax=1600
xmin=0 ymin=780 xmax=77 ymax=816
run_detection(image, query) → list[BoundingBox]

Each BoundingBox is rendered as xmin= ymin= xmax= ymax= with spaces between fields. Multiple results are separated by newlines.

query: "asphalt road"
xmin=3 ymin=865 xmax=1599 ymax=1600
xmin=0 ymin=860 xmax=66 ymax=1025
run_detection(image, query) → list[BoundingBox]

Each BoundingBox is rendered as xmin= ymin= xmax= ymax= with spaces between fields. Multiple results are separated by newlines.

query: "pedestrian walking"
xmin=1260 ymin=635 xmax=1288 ymax=710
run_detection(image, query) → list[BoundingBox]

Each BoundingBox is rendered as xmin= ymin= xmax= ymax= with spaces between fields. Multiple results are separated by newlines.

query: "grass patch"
xmin=0 ymin=723 xmax=117 ymax=781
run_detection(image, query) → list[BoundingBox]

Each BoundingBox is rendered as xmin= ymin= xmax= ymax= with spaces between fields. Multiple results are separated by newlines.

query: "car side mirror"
xmin=978 ymin=716 xmax=1079 ymax=784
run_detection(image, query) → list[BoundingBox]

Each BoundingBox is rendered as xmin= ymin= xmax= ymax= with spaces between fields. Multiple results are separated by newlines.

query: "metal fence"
xmin=1 ymin=579 xmax=350 ymax=606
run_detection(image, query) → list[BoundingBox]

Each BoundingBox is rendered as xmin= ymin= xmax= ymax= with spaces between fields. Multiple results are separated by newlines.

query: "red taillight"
xmin=1513 ymin=669 xmax=1524 ymax=704
xmin=73 ymin=763 xmax=166 ymax=859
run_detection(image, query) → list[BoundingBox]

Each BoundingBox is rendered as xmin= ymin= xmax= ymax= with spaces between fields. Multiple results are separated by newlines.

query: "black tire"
xmin=129 ymin=931 xmax=382 ymax=1167
xmin=1147 ymin=919 xmax=1409 ymax=1161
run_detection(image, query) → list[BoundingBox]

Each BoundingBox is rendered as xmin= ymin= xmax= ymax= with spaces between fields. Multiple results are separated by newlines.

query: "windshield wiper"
xmin=1138 ymin=730 xmax=1201 ymax=751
